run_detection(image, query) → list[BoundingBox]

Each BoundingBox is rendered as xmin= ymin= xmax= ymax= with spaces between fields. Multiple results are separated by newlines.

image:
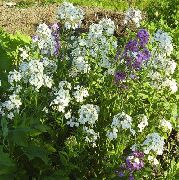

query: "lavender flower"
xmin=115 ymin=72 xmax=126 ymax=82
xmin=125 ymin=40 xmax=138 ymax=52
xmin=137 ymin=29 xmax=149 ymax=47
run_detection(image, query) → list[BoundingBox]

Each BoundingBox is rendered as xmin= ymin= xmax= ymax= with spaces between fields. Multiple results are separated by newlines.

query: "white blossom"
xmin=142 ymin=132 xmax=165 ymax=155
xmin=124 ymin=8 xmax=142 ymax=27
xmin=57 ymin=2 xmax=84 ymax=30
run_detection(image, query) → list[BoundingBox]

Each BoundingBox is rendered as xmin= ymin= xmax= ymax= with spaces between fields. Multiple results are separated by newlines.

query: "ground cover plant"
xmin=0 ymin=1 xmax=178 ymax=179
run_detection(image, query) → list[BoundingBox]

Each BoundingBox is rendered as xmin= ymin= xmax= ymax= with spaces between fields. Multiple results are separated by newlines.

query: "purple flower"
xmin=51 ymin=23 xmax=59 ymax=31
xmin=132 ymin=151 xmax=144 ymax=158
xmin=141 ymin=48 xmax=151 ymax=60
xmin=137 ymin=29 xmax=149 ymax=47
xmin=118 ymin=171 xmax=125 ymax=177
xmin=115 ymin=72 xmax=126 ymax=82
xmin=129 ymin=174 xmax=135 ymax=180
xmin=125 ymin=40 xmax=138 ymax=52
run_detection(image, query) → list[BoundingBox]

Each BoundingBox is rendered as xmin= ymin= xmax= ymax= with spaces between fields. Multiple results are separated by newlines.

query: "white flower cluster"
xmin=73 ymin=85 xmax=89 ymax=102
xmin=137 ymin=115 xmax=148 ymax=132
xmin=57 ymin=2 xmax=84 ymax=30
xmin=50 ymin=81 xmax=71 ymax=113
xmin=149 ymin=30 xmax=178 ymax=93
xmin=160 ymin=119 xmax=172 ymax=131
xmin=72 ymin=56 xmax=91 ymax=74
xmin=153 ymin=30 xmax=173 ymax=56
xmin=107 ymin=112 xmax=135 ymax=140
xmin=32 ymin=23 xmax=59 ymax=56
xmin=19 ymin=59 xmax=54 ymax=91
xmin=66 ymin=104 xmax=100 ymax=146
xmin=142 ymin=132 xmax=165 ymax=155
xmin=0 ymin=93 xmax=22 ymax=120
xmin=124 ymin=8 xmax=142 ymax=27
xmin=70 ymin=18 xmax=117 ymax=75
xmin=148 ymin=155 xmax=160 ymax=166
xmin=8 ymin=70 xmax=22 ymax=86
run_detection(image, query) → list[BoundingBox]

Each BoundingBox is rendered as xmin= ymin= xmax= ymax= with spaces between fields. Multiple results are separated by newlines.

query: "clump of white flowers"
xmin=32 ymin=23 xmax=60 ymax=56
xmin=0 ymin=93 xmax=22 ymax=120
xmin=57 ymin=2 xmax=84 ymax=30
xmin=73 ymin=85 xmax=89 ymax=102
xmin=8 ymin=70 xmax=22 ymax=86
xmin=19 ymin=59 xmax=54 ymax=91
xmin=153 ymin=30 xmax=173 ymax=56
xmin=137 ymin=115 xmax=148 ymax=132
xmin=50 ymin=81 xmax=71 ymax=113
xmin=142 ymin=132 xmax=165 ymax=155
xmin=149 ymin=30 xmax=178 ymax=93
xmin=124 ymin=8 xmax=142 ymax=27
xmin=66 ymin=104 xmax=100 ymax=147
xmin=107 ymin=112 xmax=135 ymax=140
xmin=70 ymin=18 xmax=117 ymax=75
xmin=160 ymin=119 xmax=172 ymax=131
xmin=148 ymin=155 xmax=160 ymax=166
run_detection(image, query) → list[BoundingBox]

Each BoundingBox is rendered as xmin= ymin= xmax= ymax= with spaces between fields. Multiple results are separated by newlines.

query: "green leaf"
xmin=0 ymin=146 xmax=15 ymax=176
xmin=1 ymin=117 xmax=8 ymax=139
xmin=23 ymin=145 xmax=49 ymax=164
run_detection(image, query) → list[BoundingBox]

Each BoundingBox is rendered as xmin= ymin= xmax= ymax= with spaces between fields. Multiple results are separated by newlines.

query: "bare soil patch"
xmin=0 ymin=4 xmax=125 ymax=36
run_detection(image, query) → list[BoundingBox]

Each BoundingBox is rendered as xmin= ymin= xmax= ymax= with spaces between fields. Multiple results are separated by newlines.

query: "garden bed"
xmin=0 ymin=4 xmax=125 ymax=36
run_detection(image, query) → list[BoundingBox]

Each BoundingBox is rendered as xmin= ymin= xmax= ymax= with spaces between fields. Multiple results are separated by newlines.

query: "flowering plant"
xmin=0 ymin=2 xmax=178 ymax=179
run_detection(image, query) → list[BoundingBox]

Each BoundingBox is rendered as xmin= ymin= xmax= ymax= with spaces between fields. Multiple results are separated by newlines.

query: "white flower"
xmin=19 ymin=47 xmax=29 ymax=60
xmin=50 ymin=81 xmax=71 ymax=113
xmin=42 ymin=107 xmax=48 ymax=113
xmin=124 ymin=8 xmax=142 ymax=27
xmin=73 ymin=85 xmax=89 ymax=102
xmin=99 ymin=18 xmax=115 ymax=35
xmin=7 ymin=112 xmax=14 ymax=120
xmin=162 ymin=78 xmax=178 ymax=93
xmin=8 ymin=70 xmax=22 ymax=85
xmin=78 ymin=104 xmax=99 ymax=125
xmin=160 ymin=119 xmax=172 ymax=131
xmin=0 ymin=80 xmax=1 ymax=87
xmin=138 ymin=115 xmax=148 ymax=132
xmin=65 ymin=111 xmax=71 ymax=119
xmin=142 ymin=132 xmax=165 ymax=155
xmin=57 ymin=2 xmax=84 ymax=30
xmin=153 ymin=30 xmax=173 ymax=55
xmin=72 ymin=56 xmax=91 ymax=73
xmin=107 ymin=112 xmax=135 ymax=139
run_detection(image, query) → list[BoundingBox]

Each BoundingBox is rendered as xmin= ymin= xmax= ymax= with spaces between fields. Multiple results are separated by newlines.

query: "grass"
xmin=2 ymin=0 xmax=156 ymax=11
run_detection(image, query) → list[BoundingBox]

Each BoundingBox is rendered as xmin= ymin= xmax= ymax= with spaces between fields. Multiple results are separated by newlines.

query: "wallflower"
xmin=107 ymin=112 xmax=135 ymax=140
xmin=137 ymin=115 xmax=148 ymax=132
xmin=124 ymin=8 xmax=142 ymax=27
xmin=8 ymin=70 xmax=22 ymax=85
xmin=142 ymin=132 xmax=165 ymax=155
xmin=33 ymin=23 xmax=60 ymax=56
xmin=137 ymin=29 xmax=150 ymax=47
xmin=57 ymin=2 xmax=84 ymax=30
xmin=78 ymin=104 xmax=99 ymax=125
xmin=153 ymin=30 xmax=173 ymax=55
xmin=160 ymin=119 xmax=172 ymax=131
xmin=50 ymin=81 xmax=71 ymax=113
xmin=73 ymin=85 xmax=89 ymax=102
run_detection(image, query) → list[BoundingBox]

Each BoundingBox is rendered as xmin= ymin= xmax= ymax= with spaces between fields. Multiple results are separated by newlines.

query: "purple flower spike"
xmin=115 ymin=72 xmax=126 ymax=82
xmin=137 ymin=29 xmax=149 ymax=47
xmin=125 ymin=40 xmax=138 ymax=52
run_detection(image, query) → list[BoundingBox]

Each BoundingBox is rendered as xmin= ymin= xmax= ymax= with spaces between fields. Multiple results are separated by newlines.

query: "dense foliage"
xmin=0 ymin=1 xmax=178 ymax=179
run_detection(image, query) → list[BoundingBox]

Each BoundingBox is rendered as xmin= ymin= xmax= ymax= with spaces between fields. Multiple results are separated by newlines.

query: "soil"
xmin=0 ymin=3 xmax=126 ymax=36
